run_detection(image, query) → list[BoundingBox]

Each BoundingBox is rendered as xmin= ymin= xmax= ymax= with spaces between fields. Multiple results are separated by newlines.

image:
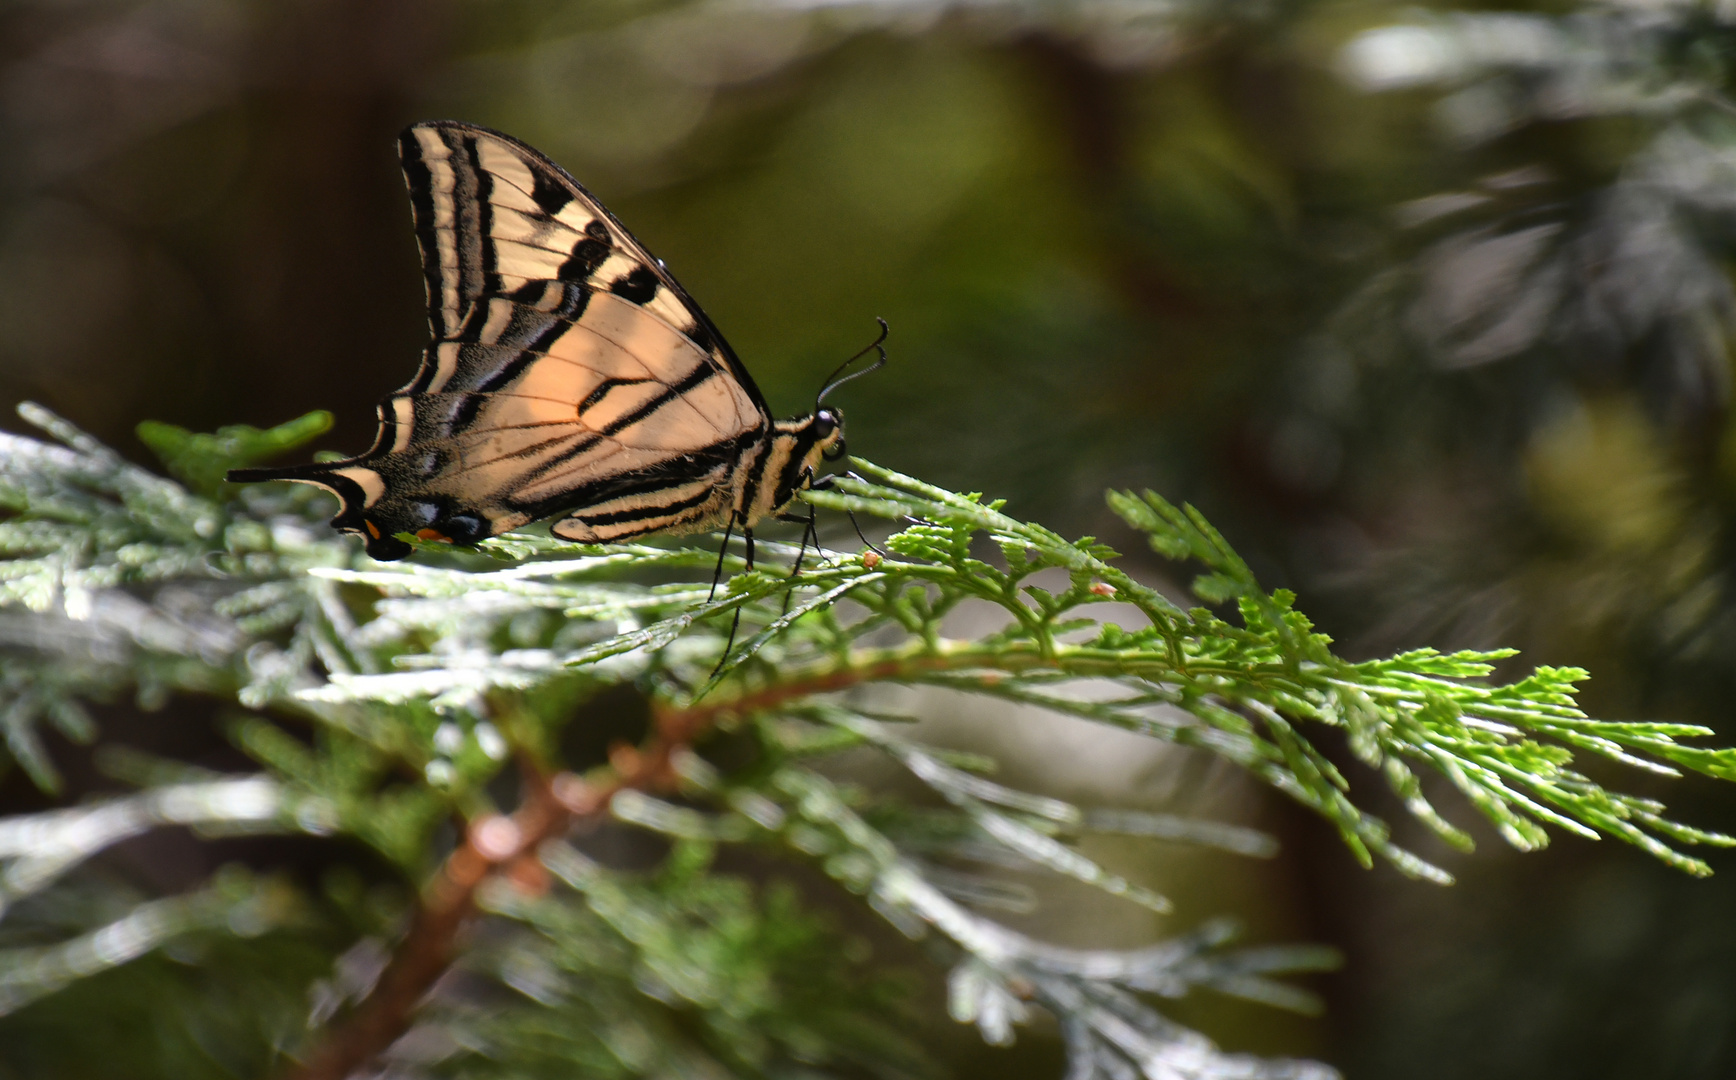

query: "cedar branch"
xmin=280 ymin=651 xmax=981 ymax=1079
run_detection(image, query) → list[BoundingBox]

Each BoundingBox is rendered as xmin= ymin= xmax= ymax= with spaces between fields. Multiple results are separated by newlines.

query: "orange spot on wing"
xmin=364 ymin=521 xmax=381 ymax=539
xmin=416 ymin=529 xmax=453 ymax=543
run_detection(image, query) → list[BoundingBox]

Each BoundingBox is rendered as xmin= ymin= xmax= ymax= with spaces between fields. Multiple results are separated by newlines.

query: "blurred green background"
xmin=7 ymin=0 xmax=1736 ymax=1075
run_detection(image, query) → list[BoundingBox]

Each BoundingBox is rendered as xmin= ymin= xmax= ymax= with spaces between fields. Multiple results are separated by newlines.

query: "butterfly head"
xmin=760 ymin=407 xmax=848 ymax=521
xmin=815 ymin=407 xmax=846 ymax=461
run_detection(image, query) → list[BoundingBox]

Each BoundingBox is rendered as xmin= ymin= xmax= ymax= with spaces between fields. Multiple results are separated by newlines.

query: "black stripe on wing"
xmin=389 ymin=287 xmax=762 ymax=449
xmin=399 ymin=120 xmax=771 ymax=419
xmin=502 ymin=436 xmax=743 ymax=523
xmin=397 ymin=132 xmax=450 ymax=339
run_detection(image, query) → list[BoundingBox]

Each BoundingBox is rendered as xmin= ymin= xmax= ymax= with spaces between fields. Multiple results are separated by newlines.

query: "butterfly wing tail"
xmin=225 ymin=464 xmax=325 ymax=483
xmin=225 ymin=462 xmax=414 ymax=561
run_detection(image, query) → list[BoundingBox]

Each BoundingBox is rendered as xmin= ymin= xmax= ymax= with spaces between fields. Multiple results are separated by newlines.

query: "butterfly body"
xmin=228 ymin=121 xmax=844 ymax=560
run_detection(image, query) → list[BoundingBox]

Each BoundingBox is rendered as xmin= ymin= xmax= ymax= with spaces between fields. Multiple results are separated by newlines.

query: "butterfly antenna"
xmin=815 ymin=317 xmax=890 ymax=410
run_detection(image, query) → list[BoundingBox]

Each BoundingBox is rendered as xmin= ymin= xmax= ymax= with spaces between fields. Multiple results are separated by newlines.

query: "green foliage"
xmin=0 ymin=405 xmax=1732 ymax=1080
xmin=7 ymin=0 xmax=1736 ymax=1073
xmin=0 ymin=888 xmax=334 ymax=1080
xmin=805 ymin=465 xmax=1736 ymax=880
xmin=444 ymin=841 xmax=931 ymax=1080
xmin=136 ymin=411 xmax=333 ymax=501
xmin=0 ymin=405 xmax=354 ymax=791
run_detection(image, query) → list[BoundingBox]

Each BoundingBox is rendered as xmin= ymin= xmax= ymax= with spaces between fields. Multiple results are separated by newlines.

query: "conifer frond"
xmin=0 ymin=408 xmax=1733 ymax=1079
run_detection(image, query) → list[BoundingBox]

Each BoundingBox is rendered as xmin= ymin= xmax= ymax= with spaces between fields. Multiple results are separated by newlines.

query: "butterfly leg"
xmin=708 ymin=510 xmax=739 ymax=603
xmin=846 ymin=510 xmax=884 ymax=558
xmin=811 ymin=470 xmax=886 ymax=557
xmin=712 ymin=526 xmax=756 ymax=679
xmin=780 ymin=475 xmax=822 ymax=616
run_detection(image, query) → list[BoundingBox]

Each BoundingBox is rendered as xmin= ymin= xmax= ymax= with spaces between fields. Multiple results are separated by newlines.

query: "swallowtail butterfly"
xmin=228 ymin=121 xmax=864 ymax=561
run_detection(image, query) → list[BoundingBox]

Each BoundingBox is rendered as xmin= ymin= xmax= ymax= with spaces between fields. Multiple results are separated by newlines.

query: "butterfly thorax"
xmin=733 ymin=409 xmax=842 ymax=527
xmin=543 ymin=407 xmax=839 ymax=545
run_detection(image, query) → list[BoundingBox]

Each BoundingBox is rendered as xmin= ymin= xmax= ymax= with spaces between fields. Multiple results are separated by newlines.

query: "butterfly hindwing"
xmin=231 ymin=121 xmax=774 ymax=559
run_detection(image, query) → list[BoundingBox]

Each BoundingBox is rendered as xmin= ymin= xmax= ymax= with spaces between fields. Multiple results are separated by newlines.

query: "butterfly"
xmin=228 ymin=120 xmax=879 ymax=562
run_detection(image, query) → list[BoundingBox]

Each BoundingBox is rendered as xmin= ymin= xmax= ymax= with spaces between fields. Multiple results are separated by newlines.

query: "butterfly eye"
xmin=813 ymin=410 xmax=839 ymax=441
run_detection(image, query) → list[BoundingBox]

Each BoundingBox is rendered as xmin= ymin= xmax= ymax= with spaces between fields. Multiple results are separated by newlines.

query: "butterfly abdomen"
xmin=547 ymin=435 xmax=753 ymax=542
xmin=550 ymin=411 xmax=841 ymax=542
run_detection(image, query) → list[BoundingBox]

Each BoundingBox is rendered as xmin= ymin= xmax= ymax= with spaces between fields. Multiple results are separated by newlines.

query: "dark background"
xmin=5 ymin=0 xmax=1736 ymax=1075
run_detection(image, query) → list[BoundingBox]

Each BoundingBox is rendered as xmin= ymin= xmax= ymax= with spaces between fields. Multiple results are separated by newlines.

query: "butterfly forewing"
xmin=231 ymin=121 xmax=775 ymax=559
xmin=401 ymin=124 xmax=767 ymax=409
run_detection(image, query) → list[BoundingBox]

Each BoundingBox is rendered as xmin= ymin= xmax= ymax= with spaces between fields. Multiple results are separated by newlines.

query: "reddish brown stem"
xmin=281 ymin=765 xmax=569 ymax=1080
xmin=283 ymin=653 xmax=986 ymax=1079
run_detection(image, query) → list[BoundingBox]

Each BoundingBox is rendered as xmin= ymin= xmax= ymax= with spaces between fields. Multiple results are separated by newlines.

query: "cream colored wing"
xmin=229 ymin=122 xmax=771 ymax=559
